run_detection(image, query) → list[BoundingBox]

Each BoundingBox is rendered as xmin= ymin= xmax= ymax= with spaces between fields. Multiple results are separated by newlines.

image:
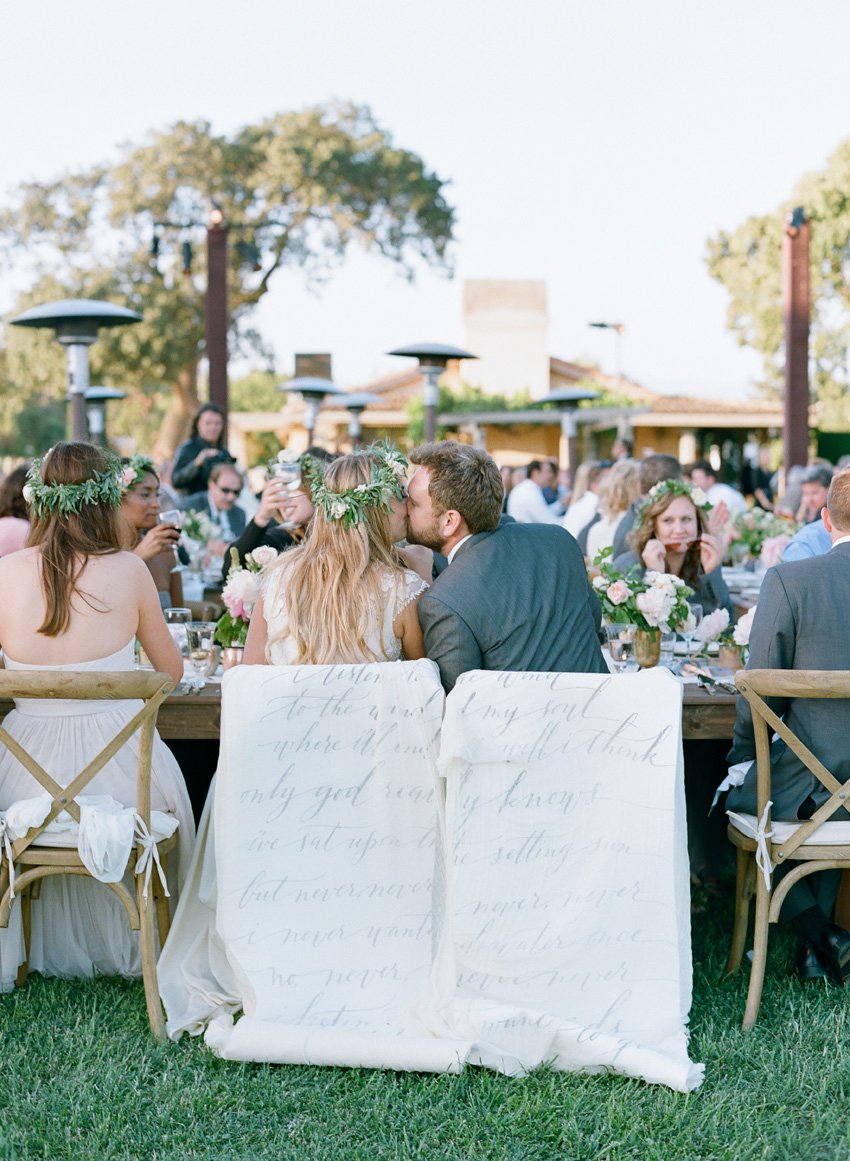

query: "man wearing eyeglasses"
xmin=183 ymin=462 xmax=248 ymax=544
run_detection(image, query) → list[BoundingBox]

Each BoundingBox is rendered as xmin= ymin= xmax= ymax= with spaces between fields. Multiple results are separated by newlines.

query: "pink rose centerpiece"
xmin=215 ymin=546 xmax=280 ymax=648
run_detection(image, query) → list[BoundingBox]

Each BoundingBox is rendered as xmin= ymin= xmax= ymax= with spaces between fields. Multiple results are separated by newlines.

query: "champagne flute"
xmin=185 ymin=621 xmax=217 ymax=691
xmin=683 ymin=603 xmax=704 ymax=662
xmin=605 ymin=623 xmax=637 ymax=673
xmin=158 ymin=509 xmax=185 ymax=574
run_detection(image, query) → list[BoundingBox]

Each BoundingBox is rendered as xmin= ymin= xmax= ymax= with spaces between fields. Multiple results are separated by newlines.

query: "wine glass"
xmin=185 ymin=621 xmax=217 ymax=690
xmin=157 ymin=509 xmax=185 ymax=574
xmin=164 ymin=607 xmax=191 ymax=655
xmin=605 ymin=623 xmax=637 ymax=673
xmin=269 ymin=460 xmax=302 ymax=494
xmin=683 ymin=603 xmax=704 ymax=662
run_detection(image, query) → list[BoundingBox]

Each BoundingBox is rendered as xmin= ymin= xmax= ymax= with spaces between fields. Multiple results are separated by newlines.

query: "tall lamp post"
xmin=533 ymin=386 xmax=600 ymax=472
xmin=278 ymin=376 xmax=346 ymax=447
xmin=339 ymin=392 xmax=383 ymax=447
xmin=79 ymin=386 xmax=126 ymax=446
xmin=11 ymin=299 xmax=141 ymax=441
xmin=387 ymin=342 xmax=476 ymax=442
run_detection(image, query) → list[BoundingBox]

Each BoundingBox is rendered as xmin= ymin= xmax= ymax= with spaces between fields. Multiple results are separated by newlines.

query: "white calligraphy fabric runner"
xmin=423 ymin=669 xmax=704 ymax=1091
xmin=194 ymin=660 xmax=469 ymax=1070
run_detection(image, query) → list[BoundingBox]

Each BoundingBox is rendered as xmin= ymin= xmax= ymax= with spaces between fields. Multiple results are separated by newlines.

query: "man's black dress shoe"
xmin=818 ymin=923 xmax=850 ymax=985
xmin=796 ymin=943 xmax=829 ymax=983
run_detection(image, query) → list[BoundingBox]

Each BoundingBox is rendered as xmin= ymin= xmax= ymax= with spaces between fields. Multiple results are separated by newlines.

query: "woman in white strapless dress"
xmin=245 ymin=448 xmax=429 ymax=666
xmin=0 ymin=442 xmax=195 ymax=990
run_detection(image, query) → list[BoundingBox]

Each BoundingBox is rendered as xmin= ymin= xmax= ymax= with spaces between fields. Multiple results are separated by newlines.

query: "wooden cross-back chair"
xmin=725 ymin=669 xmax=850 ymax=1030
xmin=0 ymin=670 xmax=175 ymax=1039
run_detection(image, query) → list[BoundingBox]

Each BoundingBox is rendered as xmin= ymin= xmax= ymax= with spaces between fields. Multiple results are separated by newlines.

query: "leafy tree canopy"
xmin=0 ymin=103 xmax=455 ymax=453
xmin=705 ymin=139 xmax=850 ymax=427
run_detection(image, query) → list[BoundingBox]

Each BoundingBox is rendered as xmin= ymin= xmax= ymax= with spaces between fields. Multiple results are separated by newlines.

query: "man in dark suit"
xmin=726 ymin=468 xmax=850 ymax=983
xmin=406 ymin=442 xmax=607 ymax=692
xmin=182 ymin=462 xmax=247 ymax=543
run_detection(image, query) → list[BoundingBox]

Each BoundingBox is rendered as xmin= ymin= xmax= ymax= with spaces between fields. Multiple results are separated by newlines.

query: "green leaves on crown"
xmin=638 ymin=478 xmax=713 ymax=519
xmin=305 ymin=442 xmax=408 ymax=530
xmin=23 ymin=451 xmax=124 ymax=518
xmin=120 ymin=455 xmax=156 ymax=490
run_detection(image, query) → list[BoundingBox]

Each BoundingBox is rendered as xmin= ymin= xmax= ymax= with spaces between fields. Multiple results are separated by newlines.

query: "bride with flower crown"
xmin=0 ymin=442 xmax=195 ymax=990
xmin=244 ymin=446 xmax=429 ymax=665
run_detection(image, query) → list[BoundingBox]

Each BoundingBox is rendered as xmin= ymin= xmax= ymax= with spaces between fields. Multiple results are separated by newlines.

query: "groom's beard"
xmin=406 ymin=517 xmax=445 ymax=555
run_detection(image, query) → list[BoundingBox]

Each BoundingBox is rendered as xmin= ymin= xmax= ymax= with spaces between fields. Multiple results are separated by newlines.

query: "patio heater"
xmin=387 ymin=342 xmax=476 ymax=442
xmin=278 ymin=376 xmax=346 ymax=447
xmin=339 ymin=392 xmax=383 ymax=447
xmin=11 ymin=299 xmax=142 ymax=441
xmin=82 ymin=386 xmax=126 ymax=446
xmin=532 ymin=386 xmax=600 ymax=472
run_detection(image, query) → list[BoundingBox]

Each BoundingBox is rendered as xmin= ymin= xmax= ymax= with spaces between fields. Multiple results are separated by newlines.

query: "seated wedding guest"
xmin=688 ymin=458 xmax=747 ymax=516
xmin=0 ymin=464 xmax=31 ymax=556
xmin=781 ymin=468 xmax=850 ymax=563
xmin=0 ymin=442 xmax=194 ymax=989
xmin=725 ymin=470 xmax=850 ymax=983
xmin=614 ymin=478 xmax=732 ymax=617
xmin=610 ymin=453 xmax=681 ymax=559
xmin=244 ymin=446 xmax=427 ymax=664
xmin=562 ymin=460 xmax=610 ymax=537
xmin=171 ymin=402 xmax=236 ymax=496
xmin=795 ymin=464 xmax=833 ymax=525
xmin=506 ymin=459 xmax=565 ymax=523
xmin=182 ymin=462 xmax=247 ymax=552
xmin=581 ymin=458 xmax=640 ymax=561
xmin=119 ymin=455 xmax=183 ymax=609
xmin=407 ymin=441 xmax=607 ymax=692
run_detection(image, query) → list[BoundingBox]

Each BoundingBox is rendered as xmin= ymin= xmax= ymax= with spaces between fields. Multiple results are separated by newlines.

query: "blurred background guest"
xmin=563 ymin=460 xmax=610 ymax=538
xmin=182 ymin=462 xmax=247 ymax=556
xmin=506 ymin=459 xmax=565 ymax=523
xmin=581 ymin=458 xmax=640 ymax=561
xmin=171 ymin=403 xmax=236 ymax=496
xmin=0 ymin=463 xmax=31 ymax=556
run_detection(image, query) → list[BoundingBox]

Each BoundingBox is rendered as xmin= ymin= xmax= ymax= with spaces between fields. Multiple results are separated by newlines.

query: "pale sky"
xmin=2 ymin=0 xmax=849 ymax=399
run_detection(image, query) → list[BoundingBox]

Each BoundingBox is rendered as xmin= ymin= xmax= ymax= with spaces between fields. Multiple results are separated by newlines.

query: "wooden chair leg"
xmin=154 ymin=852 xmax=171 ymax=949
xmin=137 ymin=882 xmax=166 ymax=1041
xmin=725 ymin=847 xmax=755 ymax=976
xmin=14 ymin=887 xmax=31 ymax=989
xmin=742 ymin=873 xmax=772 ymax=1031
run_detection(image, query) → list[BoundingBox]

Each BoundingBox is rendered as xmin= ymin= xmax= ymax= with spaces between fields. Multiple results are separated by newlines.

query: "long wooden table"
xmin=0 ymin=681 xmax=738 ymax=741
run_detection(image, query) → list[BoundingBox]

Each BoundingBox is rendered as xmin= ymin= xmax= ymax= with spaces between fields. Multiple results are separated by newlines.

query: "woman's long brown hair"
xmin=26 ymin=443 xmax=124 ymax=637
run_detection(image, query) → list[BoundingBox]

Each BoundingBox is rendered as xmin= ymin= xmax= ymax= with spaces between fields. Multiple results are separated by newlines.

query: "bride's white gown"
xmin=0 ymin=640 xmax=195 ymax=990
xmin=159 ymin=563 xmax=428 ymax=1037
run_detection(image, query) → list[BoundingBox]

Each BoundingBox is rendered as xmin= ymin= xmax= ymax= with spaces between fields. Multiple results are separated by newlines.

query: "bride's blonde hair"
xmin=266 ymin=451 xmax=407 ymax=664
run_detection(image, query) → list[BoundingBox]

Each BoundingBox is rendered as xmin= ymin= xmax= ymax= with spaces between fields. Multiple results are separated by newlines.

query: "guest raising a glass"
xmin=614 ymin=478 xmax=732 ymax=616
xmin=119 ymin=455 xmax=183 ymax=609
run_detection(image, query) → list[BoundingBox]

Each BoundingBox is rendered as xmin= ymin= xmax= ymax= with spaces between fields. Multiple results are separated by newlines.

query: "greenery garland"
xmin=23 ymin=450 xmax=124 ymax=518
xmin=304 ymin=443 xmax=408 ymax=530
xmin=637 ymin=478 xmax=713 ymax=520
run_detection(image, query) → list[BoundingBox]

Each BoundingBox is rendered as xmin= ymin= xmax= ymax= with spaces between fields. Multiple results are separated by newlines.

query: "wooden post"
xmin=783 ymin=208 xmax=810 ymax=471
xmin=206 ymin=222 xmax=229 ymax=417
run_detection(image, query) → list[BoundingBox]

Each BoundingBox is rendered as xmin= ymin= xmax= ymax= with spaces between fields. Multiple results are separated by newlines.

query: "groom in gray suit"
xmin=406 ymin=441 xmax=607 ymax=692
xmin=726 ymin=468 xmax=850 ymax=982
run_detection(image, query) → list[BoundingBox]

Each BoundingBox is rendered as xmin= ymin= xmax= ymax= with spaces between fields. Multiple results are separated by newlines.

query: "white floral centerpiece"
xmin=592 ymin=548 xmax=694 ymax=632
xmin=215 ymin=545 xmax=279 ymax=648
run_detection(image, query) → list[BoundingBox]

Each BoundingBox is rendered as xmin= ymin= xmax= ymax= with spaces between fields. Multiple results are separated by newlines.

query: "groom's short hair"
xmin=410 ymin=441 xmax=503 ymax=534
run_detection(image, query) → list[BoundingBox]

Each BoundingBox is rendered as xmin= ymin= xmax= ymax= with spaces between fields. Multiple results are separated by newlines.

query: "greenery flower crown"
xmin=120 ymin=455 xmax=156 ymax=491
xmin=23 ymin=449 xmax=124 ymax=518
xmin=638 ymin=477 xmax=713 ymax=519
xmin=304 ymin=443 xmax=408 ymax=530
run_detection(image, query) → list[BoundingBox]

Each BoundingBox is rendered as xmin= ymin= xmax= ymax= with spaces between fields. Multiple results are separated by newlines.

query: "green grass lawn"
xmin=4 ymin=883 xmax=850 ymax=1161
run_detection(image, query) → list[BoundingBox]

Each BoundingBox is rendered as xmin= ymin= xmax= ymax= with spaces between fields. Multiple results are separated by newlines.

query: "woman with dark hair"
xmin=0 ymin=464 xmax=31 ymax=556
xmin=0 ymin=441 xmax=194 ymax=989
xmin=119 ymin=455 xmax=183 ymax=609
xmin=171 ymin=403 xmax=236 ymax=496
